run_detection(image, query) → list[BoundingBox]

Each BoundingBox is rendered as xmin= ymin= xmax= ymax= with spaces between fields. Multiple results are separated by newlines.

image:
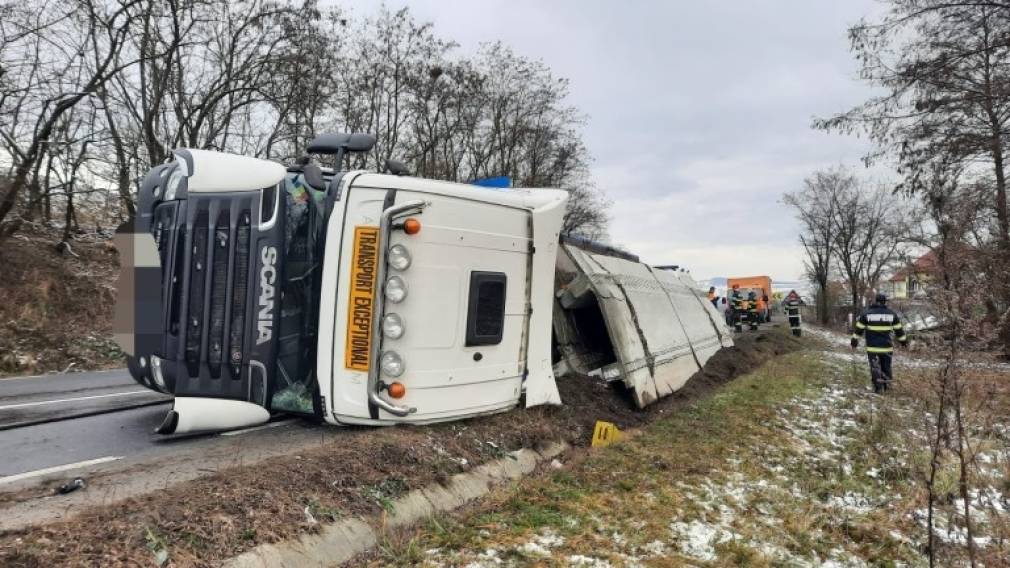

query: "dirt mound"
xmin=0 ymin=228 xmax=121 ymax=376
xmin=0 ymin=328 xmax=801 ymax=567
xmin=555 ymin=329 xmax=803 ymax=432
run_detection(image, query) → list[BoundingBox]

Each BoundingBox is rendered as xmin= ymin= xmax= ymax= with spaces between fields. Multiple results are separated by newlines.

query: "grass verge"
xmin=369 ymin=348 xmax=944 ymax=566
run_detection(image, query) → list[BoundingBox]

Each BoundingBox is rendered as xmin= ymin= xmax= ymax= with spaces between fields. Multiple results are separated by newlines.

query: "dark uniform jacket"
xmin=731 ymin=293 xmax=746 ymax=311
xmin=852 ymin=304 xmax=908 ymax=353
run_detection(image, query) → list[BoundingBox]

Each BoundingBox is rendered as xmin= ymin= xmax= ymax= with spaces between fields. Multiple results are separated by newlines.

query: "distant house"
xmin=882 ymin=247 xmax=974 ymax=299
xmin=882 ymin=251 xmax=938 ymax=299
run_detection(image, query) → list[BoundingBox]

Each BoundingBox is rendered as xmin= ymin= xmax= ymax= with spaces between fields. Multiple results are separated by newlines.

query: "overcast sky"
xmin=340 ymin=1 xmax=887 ymax=281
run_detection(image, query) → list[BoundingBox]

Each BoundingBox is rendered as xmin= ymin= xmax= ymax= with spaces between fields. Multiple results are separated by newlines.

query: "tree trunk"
xmin=817 ymin=278 xmax=830 ymax=324
xmin=993 ymin=144 xmax=1009 ymax=248
xmin=62 ymin=184 xmax=74 ymax=244
xmin=991 ymin=150 xmax=1010 ymax=357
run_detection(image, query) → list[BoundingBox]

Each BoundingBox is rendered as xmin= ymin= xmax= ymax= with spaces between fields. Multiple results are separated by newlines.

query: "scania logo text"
xmin=256 ymin=246 xmax=277 ymax=345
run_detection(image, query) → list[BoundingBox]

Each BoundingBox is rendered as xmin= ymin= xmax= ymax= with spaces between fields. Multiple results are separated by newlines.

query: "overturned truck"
xmin=114 ymin=133 xmax=732 ymax=434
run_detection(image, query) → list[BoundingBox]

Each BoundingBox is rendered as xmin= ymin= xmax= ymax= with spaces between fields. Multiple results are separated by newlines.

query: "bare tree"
xmin=0 ymin=1 xmax=609 ymax=244
xmin=0 ymin=0 xmax=140 ymax=242
xmin=784 ymin=168 xmax=844 ymax=324
xmin=817 ymin=0 xmax=1010 ymax=351
xmin=830 ymin=179 xmax=907 ymax=312
xmin=786 ymin=168 xmax=908 ymax=319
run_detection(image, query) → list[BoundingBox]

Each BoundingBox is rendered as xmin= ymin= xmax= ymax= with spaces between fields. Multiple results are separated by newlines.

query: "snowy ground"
xmin=384 ymin=338 xmax=1009 ymax=567
xmin=807 ymin=324 xmax=1010 ymax=371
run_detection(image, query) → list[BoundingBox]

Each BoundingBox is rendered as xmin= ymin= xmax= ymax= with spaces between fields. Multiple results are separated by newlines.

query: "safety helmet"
xmin=875 ymin=293 xmax=888 ymax=304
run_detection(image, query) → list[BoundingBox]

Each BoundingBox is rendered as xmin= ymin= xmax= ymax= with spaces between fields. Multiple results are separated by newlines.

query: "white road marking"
xmin=220 ymin=419 xmax=296 ymax=436
xmin=0 ymin=390 xmax=153 ymax=410
xmin=0 ymin=370 xmax=126 ymax=381
xmin=0 ymin=456 xmax=123 ymax=485
xmin=0 ymin=374 xmax=50 ymax=381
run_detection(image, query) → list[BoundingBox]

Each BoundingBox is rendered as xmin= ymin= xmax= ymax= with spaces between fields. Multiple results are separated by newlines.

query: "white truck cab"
xmin=115 ymin=132 xmax=730 ymax=435
xmin=318 ymin=172 xmax=567 ymax=425
xmin=115 ymin=133 xmax=567 ymax=433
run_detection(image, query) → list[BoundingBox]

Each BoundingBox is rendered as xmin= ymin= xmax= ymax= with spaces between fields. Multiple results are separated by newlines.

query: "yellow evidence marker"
xmin=591 ymin=421 xmax=623 ymax=448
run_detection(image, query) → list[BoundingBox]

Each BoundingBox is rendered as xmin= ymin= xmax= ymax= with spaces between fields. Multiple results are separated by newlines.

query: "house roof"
xmin=887 ymin=244 xmax=976 ymax=282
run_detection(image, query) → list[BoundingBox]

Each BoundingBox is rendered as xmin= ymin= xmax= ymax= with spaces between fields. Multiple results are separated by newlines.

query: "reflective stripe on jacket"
xmin=852 ymin=304 xmax=907 ymax=353
xmin=731 ymin=293 xmax=745 ymax=310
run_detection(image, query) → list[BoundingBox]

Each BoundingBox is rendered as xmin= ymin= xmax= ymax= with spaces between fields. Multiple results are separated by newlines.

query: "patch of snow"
xmin=518 ymin=541 xmax=551 ymax=557
xmin=642 ymin=540 xmax=667 ymax=557
xmin=519 ymin=529 xmax=565 ymax=556
xmin=566 ymin=555 xmax=613 ymax=567
xmin=826 ymin=492 xmax=875 ymax=515
xmin=466 ymin=548 xmax=503 ymax=567
xmin=669 ymin=520 xmax=737 ymax=561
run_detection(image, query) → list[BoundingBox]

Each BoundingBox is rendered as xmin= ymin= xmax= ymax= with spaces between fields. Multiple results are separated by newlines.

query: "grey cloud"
xmin=337 ymin=0 xmax=883 ymax=280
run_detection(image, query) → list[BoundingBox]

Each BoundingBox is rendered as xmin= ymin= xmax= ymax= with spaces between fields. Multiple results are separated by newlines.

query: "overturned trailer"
xmin=114 ymin=134 xmax=731 ymax=434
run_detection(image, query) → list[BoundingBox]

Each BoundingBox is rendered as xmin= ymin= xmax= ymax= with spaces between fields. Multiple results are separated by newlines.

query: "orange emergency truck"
xmin=726 ymin=275 xmax=773 ymax=323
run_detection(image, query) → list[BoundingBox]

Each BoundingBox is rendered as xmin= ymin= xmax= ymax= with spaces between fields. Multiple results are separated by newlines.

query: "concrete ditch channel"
xmin=226 ymin=441 xmax=569 ymax=567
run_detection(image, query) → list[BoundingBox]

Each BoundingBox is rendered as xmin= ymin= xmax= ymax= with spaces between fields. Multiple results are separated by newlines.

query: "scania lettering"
xmin=256 ymin=246 xmax=277 ymax=345
xmin=114 ymin=132 xmax=731 ymax=434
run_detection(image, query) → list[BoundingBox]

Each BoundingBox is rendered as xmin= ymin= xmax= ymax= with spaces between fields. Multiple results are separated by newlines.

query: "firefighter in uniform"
xmin=851 ymin=293 xmax=909 ymax=393
xmin=730 ymin=285 xmax=745 ymax=332
xmin=746 ymin=291 xmax=759 ymax=330
xmin=783 ymin=290 xmax=802 ymax=337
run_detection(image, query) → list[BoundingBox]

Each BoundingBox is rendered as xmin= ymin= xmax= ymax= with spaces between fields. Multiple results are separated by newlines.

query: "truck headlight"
xmin=385 ymin=276 xmax=407 ymax=303
xmin=388 ymin=244 xmax=411 ymax=270
xmin=382 ymin=313 xmax=405 ymax=339
xmin=150 ymin=355 xmax=166 ymax=390
xmin=380 ymin=351 xmax=405 ymax=377
xmin=164 ymin=169 xmax=183 ymax=200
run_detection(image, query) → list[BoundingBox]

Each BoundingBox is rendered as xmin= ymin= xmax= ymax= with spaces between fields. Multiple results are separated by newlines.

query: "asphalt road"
xmin=0 ymin=368 xmax=172 ymax=479
xmin=0 ymin=368 xmax=169 ymax=429
xmin=0 ymin=403 xmax=171 ymax=477
xmin=0 ymin=369 xmax=324 ymax=486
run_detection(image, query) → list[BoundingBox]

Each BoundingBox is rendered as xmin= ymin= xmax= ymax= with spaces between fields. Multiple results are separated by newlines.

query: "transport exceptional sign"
xmin=345 ymin=226 xmax=380 ymax=371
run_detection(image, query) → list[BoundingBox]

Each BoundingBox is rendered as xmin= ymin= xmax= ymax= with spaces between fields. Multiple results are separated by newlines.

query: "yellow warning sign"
xmin=345 ymin=226 xmax=380 ymax=371
xmin=591 ymin=421 xmax=623 ymax=448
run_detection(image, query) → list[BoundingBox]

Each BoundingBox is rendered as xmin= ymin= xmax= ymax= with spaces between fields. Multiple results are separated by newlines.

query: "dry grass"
xmin=0 ymin=226 xmax=122 ymax=375
xmin=0 ymin=331 xmax=801 ymax=567
xmin=369 ymin=341 xmax=1010 ymax=567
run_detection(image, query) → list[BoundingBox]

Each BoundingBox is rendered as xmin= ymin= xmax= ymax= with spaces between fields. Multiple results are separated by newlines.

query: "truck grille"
xmin=185 ymin=210 xmax=208 ymax=376
xmin=229 ymin=213 xmax=251 ymax=377
xmin=208 ymin=211 xmax=230 ymax=377
xmin=155 ymin=193 xmax=270 ymax=402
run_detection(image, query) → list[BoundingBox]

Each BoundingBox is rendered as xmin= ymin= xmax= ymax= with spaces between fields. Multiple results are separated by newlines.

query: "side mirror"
xmin=306 ymin=132 xmax=377 ymax=170
xmin=306 ymin=132 xmax=376 ymax=155
xmin=347 ymin=133 xmax=377 ymax=153
xmin=306 ymin=133 xmax=350 ymax=155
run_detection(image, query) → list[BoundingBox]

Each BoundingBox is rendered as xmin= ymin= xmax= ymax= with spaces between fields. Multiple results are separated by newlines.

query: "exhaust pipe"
xmin=156 ymin=397 xmax=271 ymax=435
